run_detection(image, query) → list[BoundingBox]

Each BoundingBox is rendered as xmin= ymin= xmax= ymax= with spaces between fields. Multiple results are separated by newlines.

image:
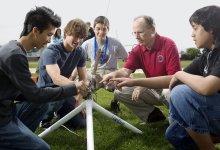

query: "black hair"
xmin=20 ymin=6 xmax=61 ymax=37
xmin=54 ymin=28 xmax=62 ymax=38
xmin=189 ymin=5 xmax=220 ymax=47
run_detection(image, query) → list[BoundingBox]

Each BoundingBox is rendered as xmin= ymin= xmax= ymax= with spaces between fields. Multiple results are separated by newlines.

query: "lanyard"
xmin=94 ymin=36 xmax=108 ymax=64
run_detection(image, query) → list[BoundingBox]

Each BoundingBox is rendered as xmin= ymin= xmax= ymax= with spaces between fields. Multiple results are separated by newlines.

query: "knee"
xmin=170 ymin=85 xmax=192 ymax=105
xmin=114 ymin=89 xmax=123 ymax=101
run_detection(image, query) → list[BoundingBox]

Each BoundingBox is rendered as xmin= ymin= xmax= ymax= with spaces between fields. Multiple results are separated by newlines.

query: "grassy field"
xmin=29 ymin=60 xmax=192 ymax=70
xmin=30 ymin=60 xmax=220 ymax=150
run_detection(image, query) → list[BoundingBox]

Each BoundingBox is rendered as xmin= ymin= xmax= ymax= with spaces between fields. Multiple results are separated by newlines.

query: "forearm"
xmin=133 ymin=75 xmax=172 ymax=89
xmin=175 ymin=71 xmax=216 ymax=95
xmin=52 ymin=74 xmax=75 ymax=86
xmin=78 ymin=67 xmax=87 ymax=82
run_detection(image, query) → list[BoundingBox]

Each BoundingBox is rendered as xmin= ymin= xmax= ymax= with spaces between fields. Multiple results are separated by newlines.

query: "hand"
xmin=99 ymin=74 xmax=114 ymax=85
xmin=169 ymin=75 xmax=180 ymax=90
xmin=75 ymin=81 xmax=88 ymax=97
xmin=110 ymin=78 xmax=132 ymax=90
xmin=132 ymin=87 xmax=145 ymax=101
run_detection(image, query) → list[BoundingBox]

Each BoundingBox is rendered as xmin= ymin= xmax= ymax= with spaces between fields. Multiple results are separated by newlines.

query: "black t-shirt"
xmin=184 ymin=47 xmax=220 ymax=78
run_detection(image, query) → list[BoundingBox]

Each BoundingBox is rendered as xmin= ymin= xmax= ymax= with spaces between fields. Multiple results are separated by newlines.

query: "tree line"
xmin=180 ymin=47 xmax=201 ymax=60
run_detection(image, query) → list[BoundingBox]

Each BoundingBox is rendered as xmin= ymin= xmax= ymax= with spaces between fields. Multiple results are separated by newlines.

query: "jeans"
xmin=16 ymin=102 xmax=48 ymax=132
xmin=56 ymin=97 xmax=86 ymax=128
xmin=43 ymin=97 xmax=86 ymax=129
xmin=166 ymin=84 xmax=220 ymax=149
xmin=165 ymin=121 xmax=198 ymax=150
xmin=0 ymin=117 xmax=49 ymax=150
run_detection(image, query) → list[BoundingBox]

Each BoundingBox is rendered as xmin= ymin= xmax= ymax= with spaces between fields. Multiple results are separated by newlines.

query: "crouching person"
xmin=0 ymin=6 xmax=88 ymax=150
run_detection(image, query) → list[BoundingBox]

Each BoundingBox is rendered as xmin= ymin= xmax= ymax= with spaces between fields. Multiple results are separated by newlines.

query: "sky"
xmin=0 ymin=0 xmax=219 ymax=51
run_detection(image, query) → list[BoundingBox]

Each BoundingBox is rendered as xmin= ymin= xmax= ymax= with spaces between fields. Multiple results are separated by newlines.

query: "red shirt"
xmin=125 ymin=34 xmax=181 ymax=77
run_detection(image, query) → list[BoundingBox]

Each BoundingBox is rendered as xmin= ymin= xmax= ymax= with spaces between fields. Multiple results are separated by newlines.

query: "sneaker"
xmin=147 ymin=107 xmax=166 ymax=123
xmin=39 ymin=121 xmax=51 ymax=129
xmin=110 ymin=100 xmax=121 ymax=114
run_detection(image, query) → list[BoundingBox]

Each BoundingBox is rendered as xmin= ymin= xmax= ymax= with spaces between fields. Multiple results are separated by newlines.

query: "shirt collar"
xmin=140 ymin=33 xmax=161 ymax=52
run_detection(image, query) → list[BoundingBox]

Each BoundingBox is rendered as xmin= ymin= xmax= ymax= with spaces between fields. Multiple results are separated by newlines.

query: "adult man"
xmin=81 ymin=16 xmax=128 ymax=113
xmin=101 ymin=15 xmax=181 ymax=123
xmin=39 ymin=19 xmax=88 ymax=128
xmin=0 ymin=6 xmax=87 ymax=150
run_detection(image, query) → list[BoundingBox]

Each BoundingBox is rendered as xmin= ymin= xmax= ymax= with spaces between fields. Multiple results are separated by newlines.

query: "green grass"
xmin=30 ymin=60 xmax=220 ymax=149
xmin=36 ymin=89 xmax=173 ymax=150
xmin=180 ymin=60 xmax=191 ymax=68
xmin=35 ymin=89 xmax=220 ymax=150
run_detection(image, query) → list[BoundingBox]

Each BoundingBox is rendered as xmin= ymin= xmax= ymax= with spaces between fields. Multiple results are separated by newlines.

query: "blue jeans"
xmin=16 ymin=102 xmax=48 ymax=132
xmin=166 ymin=84 xmax=220 ymax=149
xmin=0 ymin=117 xmax=49 ymax=150
xmin=43 ymin=97 xmax=86 ymax=129
xmin=166 ymin=121 xmax=198 ymax=150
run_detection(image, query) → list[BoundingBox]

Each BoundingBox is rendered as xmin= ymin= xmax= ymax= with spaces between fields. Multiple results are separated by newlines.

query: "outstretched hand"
xmin=99 ymin=74 xmax=113 ymax=85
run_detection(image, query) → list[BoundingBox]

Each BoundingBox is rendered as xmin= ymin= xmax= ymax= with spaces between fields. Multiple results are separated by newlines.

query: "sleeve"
xmin=165 ymin=44 xmax=182 ymax=75
xmin=42 ymin=47 xmax=59 ymax=66
xmin=77 ymin=47 xmax=86 ymax=68
xmin=209 ymin=57 xmax=220 ymax=77
xmin=183 ymin=57 xmax=203 ymax=75
xmin=81 ymin=42 xmax=90 ymax=58
xmin=81 ymin=41 xmax=86 ymax=50
xmin=6 ymin=54 xmax=77 ymax=103
xmin=183 ymin=50 xmax=209 ymax=75
xmin=115 ymin=40 xmax=128 ymax=59
xmin=124 ymin=48 xmax=140 ymax=71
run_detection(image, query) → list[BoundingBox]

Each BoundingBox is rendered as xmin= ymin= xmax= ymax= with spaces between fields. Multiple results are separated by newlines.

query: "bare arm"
xmin=100 ymin=68 xmax=133 ymax=84
xmin=46 ymin=64 xmax=74 ymax=86
xmin=130 ymin=75 xmax=172 ymax=89
xmin=77 ymin=66 xmax=87 ymax=82
xmin=175 ymin=71 xmax=220 ymax=96
xmin=112 ymin=75 xmax=172 ymax=89
xmin=69 ymin=68 xmax=78 ymax=81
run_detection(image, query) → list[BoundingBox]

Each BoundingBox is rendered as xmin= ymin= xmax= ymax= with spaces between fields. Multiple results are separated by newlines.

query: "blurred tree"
xmin=186 ymin=47 xmax=201 ymax=59
xmin=181 ymin=47 xmax=201 ymax=60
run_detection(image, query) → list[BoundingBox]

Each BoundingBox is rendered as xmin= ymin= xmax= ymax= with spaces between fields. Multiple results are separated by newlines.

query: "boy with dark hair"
xmin=0 ymin=6 xmax=87 ymax=150
xmin=166 ymin=5 xmax=220 ymax=150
